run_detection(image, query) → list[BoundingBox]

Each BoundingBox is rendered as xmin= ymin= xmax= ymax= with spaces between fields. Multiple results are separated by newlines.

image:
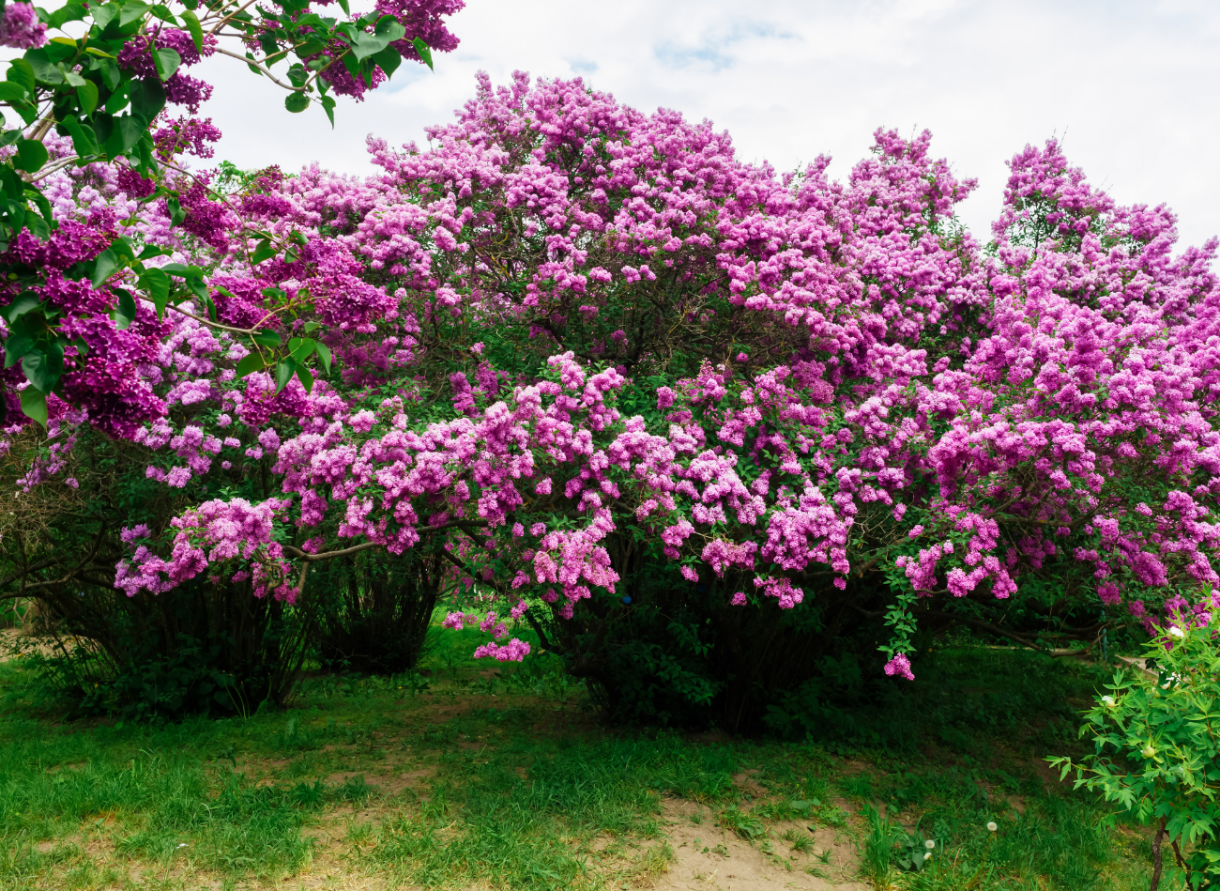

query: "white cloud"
xmin=197 ymin=0 xmax=1220 ymax=247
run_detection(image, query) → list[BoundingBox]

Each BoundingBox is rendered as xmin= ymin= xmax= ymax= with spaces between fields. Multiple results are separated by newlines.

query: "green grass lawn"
xmin=0 ymin=627 xmax=1156 ymax=890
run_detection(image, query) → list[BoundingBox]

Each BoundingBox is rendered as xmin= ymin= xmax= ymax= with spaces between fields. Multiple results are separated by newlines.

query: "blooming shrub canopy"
xmin=0 ymin=0 xmax=462 ymax=426
xmin=7 ymin=69 xmax=1220 ymax=677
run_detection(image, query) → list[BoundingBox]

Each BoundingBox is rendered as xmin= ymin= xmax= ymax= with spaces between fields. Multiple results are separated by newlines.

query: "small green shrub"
xmin=1053 ymin=617 xmax=1220 ymax=890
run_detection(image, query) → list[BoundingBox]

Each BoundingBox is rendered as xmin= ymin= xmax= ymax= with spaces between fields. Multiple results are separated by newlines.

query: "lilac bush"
xmin=5 ymin=65 xmax=1219 ymax=722
xmin=0 ymin=0 xmax=465 ymax=714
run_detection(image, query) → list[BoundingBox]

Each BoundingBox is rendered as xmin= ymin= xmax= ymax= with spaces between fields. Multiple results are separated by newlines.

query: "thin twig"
xmin=211 ymin=46 xmax=306 ymax=92
xmin=283 ymin=522 xmax=489 ymax=563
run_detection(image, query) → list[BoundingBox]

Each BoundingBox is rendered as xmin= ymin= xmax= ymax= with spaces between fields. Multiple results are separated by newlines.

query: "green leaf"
xmin=160 ymin=263 xmax=203 ymax=278
xmin=118 ymin=2 xmax=152 ymax=32
xmin=412 ymin=36 xmax=434 ymax=71
xmin=166 ymin=196 xmax=185 ymax=226
xmin=342 ymin=15 xmax=405 ymax=63
xmin=98 ymin=59 xmax=121 ymax=92
xmin=47 ymin=2 xmax=88 ymax=29
xmin=288 ymin=337 xmax=315 ymax=361
xmin=314 ymin=341 xmax=332 ymax=374
xmin=139 ymin=268 xmax=170 ymax=311
xmin=284 ymin=91 xmax=309 ymax=113
xmin=24 ymin=210 xmax=50 ymax=241
xmin=6 ymin=60 xmax=35 ymax=94
xmin=90 ymin=247 xmax=120 ymax=288
xmin=12 ymin=140 xmax=48 ymax=174
xmin=1 ymin=292 xmax=41 ymax=325
xmin=275 ymin=358 xmax=297 ymax=394
xmin=76 ymin=79 xmax=99 ymax=115
xmin=111 ymin=236 xmax=136 ymax=264
xmin=252 ymin=330 xmax=281 ymax=349
xmin=102 ymin=114 xmax=144 ymax=157
xmin=21 ymin=342 xmax=64 ymax=395
xmin=320 ymin=94 xmax=336 ymax=128
xmin=251 ymin=239 xmax=277 ymax=264
xmin=258 ymin=31 xmax=279 ymax=59
xmin=152 ymin=47 xmax=182 ymax=82
xmin=0 ymin=82 xmax=29 ymax=104
xmin=296 ymin=363 xmax=314 ymax=393
xmin=180 ymin=9 xmax=204 ymax=52
xmin=3 ymin=331 xmax=36 ymax=369
xmin=103 ymin=82 xmax=130 ymax=115
xmin=10 ymin=102 xmax=37 ymax=127
xmin=83 ymin=46 xmax=116 ymax=59
xmin=372 ymin=45 xmax=401 ymax=79
xmin=91 ymin=3 xmax=119 ymax=32
xmin=112 ymin=288 xmax=138 ymax=329
xmin=25 ymin=49 xmax=66 ymax=86
xmin=61 ymin=118 xmax=99 ymax=156
xmin=235 ymin=353 xmax=266 ymax=378
xmin=19 ymin=386 xmax=47 ymax=427
xmin=129 ymin=78 xmax=166 ymax=125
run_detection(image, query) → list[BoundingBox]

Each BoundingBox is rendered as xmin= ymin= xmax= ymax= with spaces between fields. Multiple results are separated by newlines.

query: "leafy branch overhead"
xmin=0 ymin=0 xmax=454 ymax=424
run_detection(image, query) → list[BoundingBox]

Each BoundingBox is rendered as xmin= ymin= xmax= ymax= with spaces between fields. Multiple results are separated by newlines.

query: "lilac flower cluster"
xmin=0 ymin=1 xmax=45 ymax=49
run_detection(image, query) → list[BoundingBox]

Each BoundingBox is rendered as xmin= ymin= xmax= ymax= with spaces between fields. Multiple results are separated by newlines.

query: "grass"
xmin=0 ymin=624 xmax=1159 ymax=890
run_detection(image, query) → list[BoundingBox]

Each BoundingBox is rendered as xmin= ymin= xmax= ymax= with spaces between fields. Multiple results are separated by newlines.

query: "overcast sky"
xmin=196 ymin=0 xmax=1220 ymax=248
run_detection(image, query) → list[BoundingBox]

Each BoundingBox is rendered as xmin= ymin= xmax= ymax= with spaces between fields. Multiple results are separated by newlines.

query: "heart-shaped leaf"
xmin=19 ymin=385 xmax=47 ymax=426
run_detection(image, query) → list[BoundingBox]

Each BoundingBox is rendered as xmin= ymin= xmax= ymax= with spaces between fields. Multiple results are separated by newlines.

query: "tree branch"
xmin=0 ymin=558 xmax=57 ymax=592
xmin=212 ymin=46 xmax=307 ymax=93
xmin=282 ymin=522 xmax=488 ymax=563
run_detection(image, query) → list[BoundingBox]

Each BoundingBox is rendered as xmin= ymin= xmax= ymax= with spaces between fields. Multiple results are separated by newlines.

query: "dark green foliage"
xmin=22 ymin=576 xmax=312 ymax=720
xmin=310 ymin=546 xmax=446 ymax=675
xmin=536 ymin=533 xmax=900 ymax=732
xmin=0 ymin=427 xmax=311 ymax=720
xmin=765 ymin=645 xmax=1097 ymax=750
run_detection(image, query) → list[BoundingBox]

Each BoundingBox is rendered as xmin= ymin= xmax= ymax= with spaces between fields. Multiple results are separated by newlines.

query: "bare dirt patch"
xmin=657 ymin=799 xmax=866 ymax=891
xmin=325 ymin=767 xmax=434 ymax=796
xmin=731 ymin=770 xmax=766 ymax=799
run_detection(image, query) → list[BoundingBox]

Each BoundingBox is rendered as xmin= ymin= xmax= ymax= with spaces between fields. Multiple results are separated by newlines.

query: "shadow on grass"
xmin=0 ymin=636 xmax=1152 ymax=890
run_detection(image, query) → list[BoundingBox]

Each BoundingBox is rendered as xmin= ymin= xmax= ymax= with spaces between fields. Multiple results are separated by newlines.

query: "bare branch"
xmin=282 ymin=521 xmax=489 ymax=563
xmin=212 ymin=46 xmax=306 ymax=92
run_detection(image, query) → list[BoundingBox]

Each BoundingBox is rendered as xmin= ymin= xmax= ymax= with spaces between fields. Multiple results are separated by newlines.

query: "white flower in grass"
xmin=1168 ymin=626 xmax=1186 ymax=640
xmin=1101 ymin=695 xmax=1116 ymax=707
xmin=923 ymin=851 xmax=932 ymax=861
xmin=986 ymin=822 xmax=998 ymax=832
xmin=924 ymin=839 xmax=935 ymax=850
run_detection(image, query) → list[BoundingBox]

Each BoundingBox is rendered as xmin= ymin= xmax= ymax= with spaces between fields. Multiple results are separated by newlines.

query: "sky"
xmin=195 ymin=0 xmax=1220 ymax=248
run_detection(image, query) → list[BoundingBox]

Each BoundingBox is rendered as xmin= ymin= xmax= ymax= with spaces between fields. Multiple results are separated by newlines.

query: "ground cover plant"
xmin=0 ymin=628 xmax=1162 ymax=890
